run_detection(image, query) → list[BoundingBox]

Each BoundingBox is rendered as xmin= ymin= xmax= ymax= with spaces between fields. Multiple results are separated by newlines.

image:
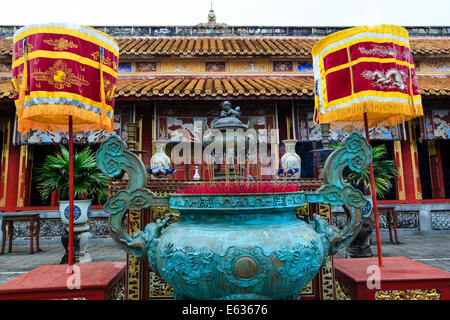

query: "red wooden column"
xmin=428 ymin=140 xmax=445 ymax=199
xmin=0 ymin=120 xmax=11 ymax=210
xmin=399 ymin=121 xmax=422 ymax=203
xmin=3 ymin=141 xmax=21 ymax=212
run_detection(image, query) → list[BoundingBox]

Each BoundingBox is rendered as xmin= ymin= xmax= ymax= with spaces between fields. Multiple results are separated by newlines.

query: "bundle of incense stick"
xmin=177 ymin=181 xmax=301 ymax=194
xmin=233 ymin=155 xmax=238 ymax=182
xmin=274 ymin=143 xmax=279 ymax=182
xmin=208 ymin=154 xmax=214 ymax=184
xmin=240 ymin=156 xmax=244 ymax=184
xmin=225 ymin=154 xmax=229 ymax=186
xmin=246 ymin=151 xmax=250 ymax=187
xmin=284 ymin=163 xmax=289 ymax=184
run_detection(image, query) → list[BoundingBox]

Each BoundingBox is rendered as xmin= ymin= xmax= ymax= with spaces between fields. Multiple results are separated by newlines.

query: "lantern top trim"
xmin=312 ymin=24 xmax=410 ymax=58
xmin=13 ymin=22 xmax=119 ymax=56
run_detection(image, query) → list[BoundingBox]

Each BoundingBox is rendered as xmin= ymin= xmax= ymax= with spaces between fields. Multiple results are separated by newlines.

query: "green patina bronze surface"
xmin=97 ymin=132 xmax=372 ymax=300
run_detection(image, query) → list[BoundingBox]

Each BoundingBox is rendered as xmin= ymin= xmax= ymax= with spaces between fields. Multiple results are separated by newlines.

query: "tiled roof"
xmin=115 ymin=77 xmax=314 ymax=97
xmin=117 ymin=37 xmax=316 ymax=57
xmin=0 ymin=77 xmax=448 ymax=100
xmin=418 ymin=77 xmax=450 ymax=96
xmin=0 ymin=38 xmax=11 ymax=56
xmin=117 ymin=37 xmax=450 ymax=57
xmin=410 ymin=39 xmax=450 ymax=56
xmin=0 ymin=37 xmax=449 ymax=57
xmin=0 ymin=79 xmax=12 ymax=99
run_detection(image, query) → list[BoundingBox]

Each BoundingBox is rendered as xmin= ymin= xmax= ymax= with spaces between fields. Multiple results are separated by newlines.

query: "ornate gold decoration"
xmin=319 ymin=204 xmax=336 ymax=300
xmin=335 ymin=280 xmax=351 ymax=300
xmin=91 ymin=51 xmax=117 ymax=71
xmin=295 ymin=204 xmax=309 ymax=217
xmin=103 ymin=76 xmax=116 ymax=101
xmin=320 ymin=256 xmax=335 ymax=300
xmin=43 ymin=38 xmax=78 ymax=51
xmin=11 ymin=74 xmax=22 ymax=94
xmin=108 ymin=278 xmax=125 ymax=300
xmin=375 ymin=289 xmax=441 ymax=300
xmin=16 ymin=144 xmax=28 ymax=208
xmin=127 ymin=209 xmax=141 ymax=300
xmin=91 ymin=51 xmax=100 ymax=61
xmin=148 ymin=271 xmax=174 ymax=299
xmin=393 ymin=140 xmax=406 ymax=200
xmin=13 ymin=42 xmax=33 ymax=61
xmin=0 ymin=120 xmax=10 ymax=207
xmin=301 ymin=281 xmax=313 ymax=294
xmin=147 ymin=205 xmax=180 ymax=299
xmin=408 ymin=121 xmax=422 ymax=200
xmin=31 ymin=60 xmax=89 ymax=89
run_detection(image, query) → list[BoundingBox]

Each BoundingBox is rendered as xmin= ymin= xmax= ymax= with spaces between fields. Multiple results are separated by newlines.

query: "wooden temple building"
xmin=0 ymin=11 xmax=449 ymax=299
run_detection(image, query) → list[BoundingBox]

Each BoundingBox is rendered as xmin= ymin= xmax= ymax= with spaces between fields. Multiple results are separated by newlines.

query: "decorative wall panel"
xmin=298 ymin=111 xmax=403 ymax=142
xmin=431 ymin=211 xmax=450 ymax=230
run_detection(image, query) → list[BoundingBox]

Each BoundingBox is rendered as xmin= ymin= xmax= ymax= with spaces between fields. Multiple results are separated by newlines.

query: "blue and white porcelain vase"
xmin=59 ymin=199 xmax=92 ymax=263
xmin=59 ymin=199 xmax=92 ymax=226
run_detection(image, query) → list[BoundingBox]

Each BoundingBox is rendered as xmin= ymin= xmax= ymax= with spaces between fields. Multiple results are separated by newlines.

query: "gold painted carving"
xmin=127 ymin=209 xmax=141 ymax=300
xmin=0 ymin=120 xmax=10 ymax=207
xmin=108 ymin=278 xmax=125 ymax=300
xmin=319 ymin=204 xmax=335 ymax=300
xmin=148 ymin=271 xmax=174 ymax=299
xmin=320 ymin=256 xmax=335 ymax=300
xmin=31 ymin=60 xmax=89 ymax=89
xmin=300 ymin=281 xmax=313 ymax=294
xmin=43 ymin=38 xmax=78 ymax=51
xmin=375 ymin=289 xmax=441 ymax=300
xmin=16 ymin=144 xmax=28 ymax=208
xmin=147 ymin=206 xmax=179 ymax=299
xmin=393 ymin=140 xmax=406 ymax=200
xmin=335 ymin=280 xmax=351 ymax=300
xmin=408 ymin=121 xmax=422 ymax=200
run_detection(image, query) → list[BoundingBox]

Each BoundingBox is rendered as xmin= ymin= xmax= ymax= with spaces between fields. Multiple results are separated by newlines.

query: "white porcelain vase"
xmin=281 ymin=139 xmax=301 ymax=178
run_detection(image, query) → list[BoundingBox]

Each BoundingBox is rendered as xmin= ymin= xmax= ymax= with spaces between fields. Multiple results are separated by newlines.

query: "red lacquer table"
xmin=0 ymin=262 xmax=126 ymax=300
xmin=335 ymin=257 xmax=450 ymax=300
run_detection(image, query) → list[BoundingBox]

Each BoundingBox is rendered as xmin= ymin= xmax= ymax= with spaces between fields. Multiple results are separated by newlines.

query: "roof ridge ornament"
xmin=197 ymin=3 xmax=228 ymax=28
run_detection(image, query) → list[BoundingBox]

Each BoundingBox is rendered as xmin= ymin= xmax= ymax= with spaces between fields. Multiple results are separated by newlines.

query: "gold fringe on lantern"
xmin=316 ymin=100 xmax=423 ymax=128
xmin=16 ymin=103 xmax=113 ymax=134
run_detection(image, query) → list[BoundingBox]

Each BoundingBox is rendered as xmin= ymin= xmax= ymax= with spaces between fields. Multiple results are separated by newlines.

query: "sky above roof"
xmin=3 ymin=0 xmax=449 ymax=27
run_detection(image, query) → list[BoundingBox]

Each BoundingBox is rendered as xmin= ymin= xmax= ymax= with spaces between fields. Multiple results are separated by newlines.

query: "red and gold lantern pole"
xmin=68 ymin=115 xmax=74 ymax=266
xmin=312 ymin=24 xmax=423 ymax=267
xmin=12 ymin=23 xmax=119 ymax=269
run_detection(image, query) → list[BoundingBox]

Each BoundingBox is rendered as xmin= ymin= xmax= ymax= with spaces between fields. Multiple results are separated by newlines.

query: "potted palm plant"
xmin=329 ymin=141 xmax=398 ymax=257
xmin=34 ymin=145 xmax=109 ymax=226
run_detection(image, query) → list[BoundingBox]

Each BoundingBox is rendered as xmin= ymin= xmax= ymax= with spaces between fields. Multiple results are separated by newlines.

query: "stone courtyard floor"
xmin=0 ymin=233 xmax=449 ymax=286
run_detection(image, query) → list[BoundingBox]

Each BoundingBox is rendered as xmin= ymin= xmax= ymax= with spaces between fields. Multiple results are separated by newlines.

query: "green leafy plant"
xmin=330 ymin=141 xmax=398 ymax=198
xmin=34 ymin=145 xmax=108 ymax=202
